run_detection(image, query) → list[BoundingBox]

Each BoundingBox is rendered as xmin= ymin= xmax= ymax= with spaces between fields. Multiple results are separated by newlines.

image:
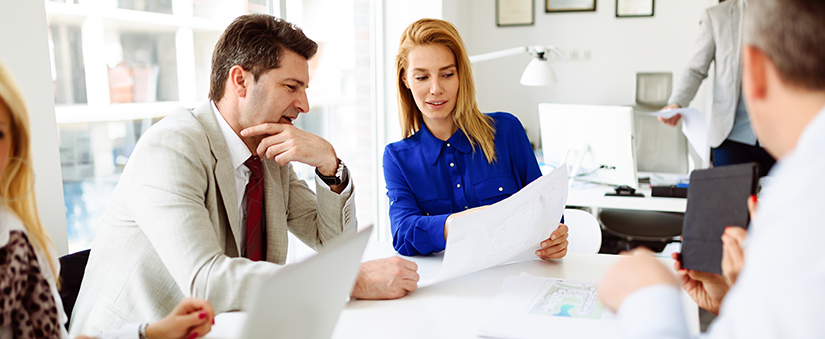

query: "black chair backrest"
xmin=59 ymin=249 xmax=90 ymax=328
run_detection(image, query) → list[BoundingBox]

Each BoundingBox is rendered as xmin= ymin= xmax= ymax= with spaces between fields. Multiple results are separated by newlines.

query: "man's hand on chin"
xmin=241 ymin=122 xmax=337 ymax=168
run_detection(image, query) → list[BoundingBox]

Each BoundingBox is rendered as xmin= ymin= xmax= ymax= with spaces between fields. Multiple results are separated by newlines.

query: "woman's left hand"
xmin=536 ymin=223 xmax=569 ymax=259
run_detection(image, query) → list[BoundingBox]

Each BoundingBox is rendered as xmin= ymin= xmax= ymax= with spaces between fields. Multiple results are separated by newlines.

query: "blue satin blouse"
xmin=383 ymin=112 xmax=548 ymax=256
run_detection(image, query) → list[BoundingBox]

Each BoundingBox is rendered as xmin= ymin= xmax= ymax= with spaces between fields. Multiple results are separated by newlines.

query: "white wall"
xmin=455 ymin=0 xmax=717 ymax=145
xmin=0 ymin=1 xmax=69 ymax=254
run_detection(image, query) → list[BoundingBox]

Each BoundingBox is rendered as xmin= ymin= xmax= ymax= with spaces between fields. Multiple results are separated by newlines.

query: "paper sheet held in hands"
xmin=420 ymin=166 xmax=568 ymax=286
xmin=645 ymin=107 xmax=709 ymax=163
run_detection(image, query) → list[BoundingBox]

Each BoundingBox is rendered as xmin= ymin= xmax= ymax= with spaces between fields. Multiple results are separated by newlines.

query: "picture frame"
xmin=545 ymin=0 xmax=596 ymax=13
xmin=616 ymin=0 xmax=654 ymax=18
xmin=497 ymin=0 xmax=535 ymax=27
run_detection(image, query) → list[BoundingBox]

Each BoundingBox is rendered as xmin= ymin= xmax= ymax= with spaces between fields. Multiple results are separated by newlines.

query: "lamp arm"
xmin=547 ymin=46 xmax=569 ymax=64
xmin=468 ymin=46 xmax=529 ymax=63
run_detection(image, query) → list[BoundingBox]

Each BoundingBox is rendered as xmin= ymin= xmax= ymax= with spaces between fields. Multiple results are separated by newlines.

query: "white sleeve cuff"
xmin=617 ymin=285 xmax=691 ymax=339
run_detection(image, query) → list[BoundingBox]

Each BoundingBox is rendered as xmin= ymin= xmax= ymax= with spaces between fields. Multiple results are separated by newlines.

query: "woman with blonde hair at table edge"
xmin=0 ymin=60 xmax=214 ymax=339
xmin=383 ymin=18 xmax=568 ymax=257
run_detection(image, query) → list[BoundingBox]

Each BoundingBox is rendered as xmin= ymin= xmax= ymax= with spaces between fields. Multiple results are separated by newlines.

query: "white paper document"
xmin=421 ymin=166 xmax=568 ymax=286
xmin=478 ymin=275 xmax=617 ymax=339
xmin=645 ymin=107 xmax=709 ymax=163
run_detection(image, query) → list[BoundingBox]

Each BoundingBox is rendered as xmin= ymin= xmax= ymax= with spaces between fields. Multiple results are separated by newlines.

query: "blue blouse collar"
xmin=419 ymin=121 xmax=472 ymax=165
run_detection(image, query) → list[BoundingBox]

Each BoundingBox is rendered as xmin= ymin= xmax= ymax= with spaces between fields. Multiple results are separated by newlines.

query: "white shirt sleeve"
xmin=94 ymin=323 xmax=141 ymax=339
xmin=617 ymin=285 xmax=696 ymax=339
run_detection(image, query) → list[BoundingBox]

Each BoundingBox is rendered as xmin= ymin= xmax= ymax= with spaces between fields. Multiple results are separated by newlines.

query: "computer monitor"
xmin=539 ymin=103 xmax=638 ymax=189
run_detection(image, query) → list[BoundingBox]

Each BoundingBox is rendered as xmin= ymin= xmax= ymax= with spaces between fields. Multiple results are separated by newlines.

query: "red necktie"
xmin=244 ymin=156 xmax=265 ymax=261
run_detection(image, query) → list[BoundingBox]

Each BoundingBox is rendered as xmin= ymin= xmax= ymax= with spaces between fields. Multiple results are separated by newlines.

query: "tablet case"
xmin=681 ymin=163 xmax=759 ymax=275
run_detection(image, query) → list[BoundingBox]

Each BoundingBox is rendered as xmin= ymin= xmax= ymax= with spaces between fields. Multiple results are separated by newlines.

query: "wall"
xmin=0 ymin=1 xmax=69 ymax=254
xmin=456 ymin=0 xmax=718 ymax=145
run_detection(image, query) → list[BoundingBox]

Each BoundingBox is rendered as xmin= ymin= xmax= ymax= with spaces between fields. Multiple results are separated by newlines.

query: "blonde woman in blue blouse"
xmin=384 ymin=18 xmax=569 ymax=257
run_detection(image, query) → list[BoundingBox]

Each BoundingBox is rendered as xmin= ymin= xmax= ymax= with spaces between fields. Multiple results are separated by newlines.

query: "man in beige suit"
xmin=661 ymin=0 xmax=775 ymax=174
xmin=69 ymin=14 xmax=418 ymax=337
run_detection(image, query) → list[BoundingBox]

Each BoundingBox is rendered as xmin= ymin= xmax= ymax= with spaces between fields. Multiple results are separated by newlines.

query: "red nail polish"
xmin=212 ymin=318 xmax=215 ymax=325
xmin=188 ymin=332 xmax=199 ymax=339
xmin=750 ymin=195 xmax=757 ymax=203
xmin=199 ymin=311 xmax=207 ymax=319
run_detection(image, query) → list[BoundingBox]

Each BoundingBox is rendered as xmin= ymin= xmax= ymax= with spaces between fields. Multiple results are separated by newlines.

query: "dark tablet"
xmin=680 ymin=163 xmax=759 ymax=275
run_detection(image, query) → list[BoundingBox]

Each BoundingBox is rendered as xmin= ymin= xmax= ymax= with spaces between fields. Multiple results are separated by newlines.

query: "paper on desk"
xmin=422 ymin=166 xmax=568 ymax=286
xmin=645 ymin=108 xmax=709 ymax=163
xmin=478 ymin=275 xmax=617 ymax=339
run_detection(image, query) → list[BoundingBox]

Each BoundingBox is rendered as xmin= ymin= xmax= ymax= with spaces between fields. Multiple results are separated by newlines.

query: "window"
xmin=48 ymin=0 xmax=380 ymax=256
xmin=47 ymin=0 xmax=268 ymax=253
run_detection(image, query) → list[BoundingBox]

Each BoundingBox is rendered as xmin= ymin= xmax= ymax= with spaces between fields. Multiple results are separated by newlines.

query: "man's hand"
xmin=671 ymin=252 xmax=729 ymax=315
xmin=241 ymin=123 xmax=338 ymax=175
xmin=351 ymin=257 xmax=419 ymax=300
xmin=599 ymin=248 xmax=679 ymax=312
xmin=536 ymin=223 xmax=569 ymax=259
xmin=145 ymin=298 xmax=215 ymax=339
xmin=658 ymin=103 xmax=682 ymax=126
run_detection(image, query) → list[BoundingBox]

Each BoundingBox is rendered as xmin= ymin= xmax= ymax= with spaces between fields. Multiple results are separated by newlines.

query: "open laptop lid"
xmin=240 ymin=226 xmax=372 ymax=339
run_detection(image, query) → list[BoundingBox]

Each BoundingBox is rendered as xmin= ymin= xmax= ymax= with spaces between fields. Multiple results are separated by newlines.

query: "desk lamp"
xmin=468 ymin=46 xmax=566 ymax=86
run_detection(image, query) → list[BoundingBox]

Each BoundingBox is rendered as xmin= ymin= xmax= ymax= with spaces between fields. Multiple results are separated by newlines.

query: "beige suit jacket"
xmin=668 ymin=0 xmax=744 ymax=148
xmin=68 ymin=102 xmax=356 ymax=336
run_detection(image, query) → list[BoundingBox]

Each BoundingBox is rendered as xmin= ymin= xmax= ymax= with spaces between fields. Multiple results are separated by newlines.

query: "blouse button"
xmin=499 ymin=187 xmax=503 ymax=192
xmin=450 ymin=162 xmax=455 ymax=167
xmin=456 ymin=183 xmax=461 ymax=188
xmin=464 ymin=206 xmax=469 ymax=210
xmin=447 ymin=143 xmax=451 ymax=147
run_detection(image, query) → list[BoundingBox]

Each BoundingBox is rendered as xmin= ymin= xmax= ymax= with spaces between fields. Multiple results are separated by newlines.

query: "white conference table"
xmin=206 ymin=242 xmax=699 ymax=339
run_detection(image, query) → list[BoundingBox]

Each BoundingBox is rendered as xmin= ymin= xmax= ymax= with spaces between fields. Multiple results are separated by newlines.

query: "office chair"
xmin=598 ymin=208 xmax=683 ymax=253
xmin=59 ymin=249 xmax=90 ymax=326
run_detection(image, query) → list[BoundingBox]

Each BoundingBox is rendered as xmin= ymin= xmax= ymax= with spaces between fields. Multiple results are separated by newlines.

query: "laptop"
xmin=239 ymin=226 xmax=372 ymax=339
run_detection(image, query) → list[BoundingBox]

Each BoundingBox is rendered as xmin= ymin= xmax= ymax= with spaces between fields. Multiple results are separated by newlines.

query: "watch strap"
xmin=316 ymin=159 xmax=347 ymax=186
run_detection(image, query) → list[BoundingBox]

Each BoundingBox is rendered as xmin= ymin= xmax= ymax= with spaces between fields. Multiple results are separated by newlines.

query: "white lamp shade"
xmin=520 ymin=58 xmax=557 ymax=86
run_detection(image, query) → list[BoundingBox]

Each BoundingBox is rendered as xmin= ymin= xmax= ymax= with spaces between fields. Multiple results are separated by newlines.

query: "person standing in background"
xmin=660 ymin=0 xmax=775 ymax=175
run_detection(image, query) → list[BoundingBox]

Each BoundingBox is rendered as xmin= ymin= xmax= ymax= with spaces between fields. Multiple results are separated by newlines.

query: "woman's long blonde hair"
xmin=396 ymin=18 xmax=497 ymax=163
xmin=0 ymin=61 xmax=59 ymax=283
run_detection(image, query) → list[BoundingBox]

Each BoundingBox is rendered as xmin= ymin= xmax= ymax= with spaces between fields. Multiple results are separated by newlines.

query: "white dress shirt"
xmin=617 ymin=105 xmax=825 ymax=339
xmin=210 ymin=101 xmax=352 ymax=252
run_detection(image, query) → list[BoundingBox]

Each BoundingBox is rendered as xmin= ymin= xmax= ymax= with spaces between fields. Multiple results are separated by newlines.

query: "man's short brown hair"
xmin=744 ymin=0 xmax=825 ymax=90
xmin=209 ymin=14 xmax=318 ymax=103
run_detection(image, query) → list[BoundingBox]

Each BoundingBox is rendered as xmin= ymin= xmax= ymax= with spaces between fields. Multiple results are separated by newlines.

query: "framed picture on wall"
xmin=545 ymin=0 xmax=596 ymax=13
xmin=497 ymin=0 xmax=535 ymax=26
xmin=616 ymin=0 xmax=654 ymax=17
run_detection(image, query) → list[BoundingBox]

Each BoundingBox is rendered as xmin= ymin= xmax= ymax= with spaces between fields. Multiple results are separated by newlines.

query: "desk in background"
xmin=206 ymin=242 xmax=699 ymax=339
xmin=568 ymin=181 xmax=686 ymax=213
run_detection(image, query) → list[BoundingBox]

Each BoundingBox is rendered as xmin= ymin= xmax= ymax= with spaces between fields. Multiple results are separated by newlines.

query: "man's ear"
xmin=229 ymin=65 xmax=249 ymax=98
xmin=742 ymin=45 xmax=768 ymax=102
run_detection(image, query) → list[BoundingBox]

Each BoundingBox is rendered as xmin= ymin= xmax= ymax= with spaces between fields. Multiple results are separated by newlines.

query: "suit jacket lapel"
xmin=191 ymin=102 xmax=243 ymax=252
xmin=263 ymin=160 xmax=288 ymax=264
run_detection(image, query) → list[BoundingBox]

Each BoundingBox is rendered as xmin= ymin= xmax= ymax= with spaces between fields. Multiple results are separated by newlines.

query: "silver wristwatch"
xmin=138 ymin=323 xmax=149 ymax=339
xmin=315 ymin=159 xmax=348 ymax=186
